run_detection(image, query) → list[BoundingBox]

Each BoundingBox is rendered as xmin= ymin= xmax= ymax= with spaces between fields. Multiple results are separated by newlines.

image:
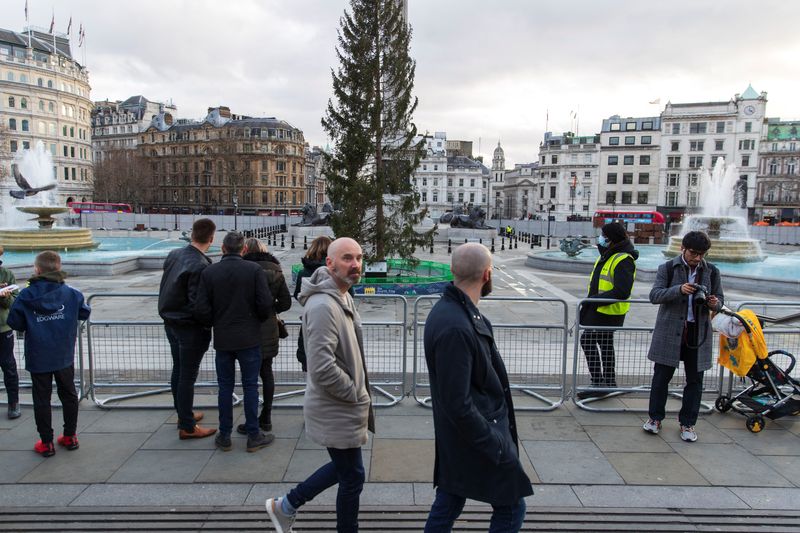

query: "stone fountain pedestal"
xmin=0 ymin=206 xmax=97 ymax=251
xmin=663 ymin=215 xmax=764 ymax=263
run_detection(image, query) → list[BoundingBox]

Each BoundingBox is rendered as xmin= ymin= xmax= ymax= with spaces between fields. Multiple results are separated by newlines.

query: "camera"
xmin=689 ymin=283 xmax=709 ymax=307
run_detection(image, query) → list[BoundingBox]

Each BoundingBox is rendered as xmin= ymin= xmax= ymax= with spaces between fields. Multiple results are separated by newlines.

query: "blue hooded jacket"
xmin=6 ymin=271 xmax=91 ymax=373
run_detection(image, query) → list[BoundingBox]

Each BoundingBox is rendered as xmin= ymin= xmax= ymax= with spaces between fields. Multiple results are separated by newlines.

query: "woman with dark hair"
xmin=236 ymin=238 xmax=291 ymax=434
xmin=293 ymin=236 xmax=332 ymax=372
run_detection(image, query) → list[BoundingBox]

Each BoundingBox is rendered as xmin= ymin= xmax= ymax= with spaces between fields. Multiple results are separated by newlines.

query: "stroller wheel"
xmin=746 ymin=414 xmax=766 ymax=433
xmin=715 ymin=395 xmax=732 ymax=413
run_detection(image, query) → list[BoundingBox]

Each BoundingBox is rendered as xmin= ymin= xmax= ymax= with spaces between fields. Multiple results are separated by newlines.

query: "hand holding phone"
xmin=0 ymin=284 xmax=19 ymax=296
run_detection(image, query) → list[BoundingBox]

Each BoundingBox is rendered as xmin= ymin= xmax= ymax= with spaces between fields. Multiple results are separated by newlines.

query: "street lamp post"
xmin=172 ymin=191 xmax=178 ymax=230
xmin=546 ymin=200 xmax=554 ymax=250
xmin=232 ymin=191 xmax=239 ymax=232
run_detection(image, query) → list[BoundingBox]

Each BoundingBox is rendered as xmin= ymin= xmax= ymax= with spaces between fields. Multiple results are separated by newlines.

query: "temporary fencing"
xmin=572 ymin=298 xmax=723 ymax=412
xmin=411 ymin=296 xmax=569 ymax=411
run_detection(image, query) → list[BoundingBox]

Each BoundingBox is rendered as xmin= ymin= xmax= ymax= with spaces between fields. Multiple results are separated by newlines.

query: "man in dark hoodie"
xmin=7 ymin=251 xmax=90 ymax=457
xmin=577 ymin=221 xmax=638 ymax=399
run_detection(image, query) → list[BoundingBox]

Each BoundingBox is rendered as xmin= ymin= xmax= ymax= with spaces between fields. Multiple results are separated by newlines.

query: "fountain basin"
xmin=0 ymin=227 xmax=98 ymax=251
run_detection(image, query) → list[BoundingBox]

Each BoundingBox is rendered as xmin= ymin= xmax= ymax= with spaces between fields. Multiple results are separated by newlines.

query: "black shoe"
xmin=246 ymin=431 xmax=275 ymax=453
xmin=576 ymin=389 xmax=609 ymax=400
xmin=7 ymin=403 xmax=20 ymax=420
xmin=236 ymin=422 xmax=272 ymax=435
xmin=215 ymin=433 xmax=232 ymax=452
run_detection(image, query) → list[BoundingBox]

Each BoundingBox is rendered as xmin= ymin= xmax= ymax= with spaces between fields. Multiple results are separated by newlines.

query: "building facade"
xmin=657 ymin=86 xmax=766 ymax=222
xmin=597 ymin=115 xmax=661 ymax=213
xmin=92 ymin=95 xmax=177 ymax=161
xmin=536 ymin=132 xmax=600 ymax=220
xmin=498 ymin=162 xmax=540 ymax=221
xmin=138 ymin=106 xmax=306 ymax=215
xmin=304 ymin=144 xmax=328 ymax=208
xmin=755 ymin=120 xmax=800 ymax=223
xmin=0 ymin=27 xmax=93 ymax=207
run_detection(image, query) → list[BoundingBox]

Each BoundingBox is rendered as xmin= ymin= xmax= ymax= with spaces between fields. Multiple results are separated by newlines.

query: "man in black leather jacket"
xmin=158 ymin=218 xmax=217 ymax=440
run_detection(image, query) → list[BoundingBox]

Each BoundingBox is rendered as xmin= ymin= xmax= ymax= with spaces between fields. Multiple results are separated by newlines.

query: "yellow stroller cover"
xmin=718 ymin=309 xmax=768 ymax=377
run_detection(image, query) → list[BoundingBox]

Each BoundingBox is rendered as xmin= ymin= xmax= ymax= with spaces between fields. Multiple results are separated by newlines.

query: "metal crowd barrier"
xmin=572 ymin=298 xmax=721 ymax=412
xmin=85 ymin=293 xmax=408 ymax=409
xmin=411 ymin=296 xmax=569 ymax=411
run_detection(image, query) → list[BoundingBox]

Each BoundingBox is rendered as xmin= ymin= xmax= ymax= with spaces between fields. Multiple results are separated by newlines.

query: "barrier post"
xmin=291 ymin=235 xmax=295 ymax=249
xmin=447 ymin=239 xmax=451 ymax=254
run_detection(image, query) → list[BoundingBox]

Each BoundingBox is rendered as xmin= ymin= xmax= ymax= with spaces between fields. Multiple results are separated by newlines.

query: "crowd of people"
xmin=0 ymin=215 xmax=728 ymax=532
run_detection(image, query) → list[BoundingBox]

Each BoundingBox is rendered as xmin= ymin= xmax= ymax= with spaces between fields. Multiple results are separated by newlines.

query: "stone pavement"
xmin=1 ymin=242 xmax=799 ymax=530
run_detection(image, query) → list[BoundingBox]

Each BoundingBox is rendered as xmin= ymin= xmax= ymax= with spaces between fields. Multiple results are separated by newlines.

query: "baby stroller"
xmin=714 ymin=308 xmax=800 ymax=433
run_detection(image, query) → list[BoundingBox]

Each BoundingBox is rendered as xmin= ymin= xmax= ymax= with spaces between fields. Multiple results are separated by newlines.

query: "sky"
xmin=8 ymin=0 xmax=800 ymax=167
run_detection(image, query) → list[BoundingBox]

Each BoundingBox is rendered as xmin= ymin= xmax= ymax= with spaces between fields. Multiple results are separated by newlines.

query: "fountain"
xmin=0 ymin=142 xmax=97 ymax=251
xmin=663 ymin=159 xmax=765 ymax=262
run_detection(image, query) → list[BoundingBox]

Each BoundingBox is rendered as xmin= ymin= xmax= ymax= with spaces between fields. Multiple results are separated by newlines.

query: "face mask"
xmin=597 ymin=234 xmax=608 ymax=248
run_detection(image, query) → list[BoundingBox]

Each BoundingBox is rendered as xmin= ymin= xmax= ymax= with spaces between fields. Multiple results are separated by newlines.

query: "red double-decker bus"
xmin=68 ymin=202 xmax=133 ymax=214
xmin=593 ymin=210 xmax=665 ymax=225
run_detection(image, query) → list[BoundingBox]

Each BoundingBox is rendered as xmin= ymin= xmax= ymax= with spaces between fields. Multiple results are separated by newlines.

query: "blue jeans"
xmin=165 ymin=324 xmax=211 ymax=431
xmin=287 ymin=447 xmax=365 ymax=533
xmin=424 ymin=488 xmax=526 ymax=533
xmin=215 ymin=346 xmax=262 ymax=437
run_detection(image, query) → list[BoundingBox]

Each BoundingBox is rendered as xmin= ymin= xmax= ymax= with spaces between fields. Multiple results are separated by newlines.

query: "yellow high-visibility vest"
xmin=588 ymin=252 xmax=634 ymax=315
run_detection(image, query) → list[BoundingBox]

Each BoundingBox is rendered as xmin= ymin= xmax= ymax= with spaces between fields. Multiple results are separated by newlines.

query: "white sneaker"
xmin=266 ymin=497 xmax=296 ymax=533
xmin=680 ymin=425 xmax=698 ymax=442
xmin=642 ymin=419 xmax=661 ymax=434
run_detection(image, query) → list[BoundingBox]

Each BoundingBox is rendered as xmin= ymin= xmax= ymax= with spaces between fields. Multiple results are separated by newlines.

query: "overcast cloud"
xmin=8 ymin=0 xmax=800 ymax=165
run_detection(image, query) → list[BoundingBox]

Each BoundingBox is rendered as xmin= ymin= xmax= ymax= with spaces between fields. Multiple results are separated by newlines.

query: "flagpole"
xmin=26 ymin=0 xmax=31 ymax=48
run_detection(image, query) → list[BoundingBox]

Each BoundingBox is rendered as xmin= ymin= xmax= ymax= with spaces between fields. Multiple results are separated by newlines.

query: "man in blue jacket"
xmin=7 ymin=251 xmax=90 ymax=457
xmin=424 ymin=243 xmax=533 ymax=532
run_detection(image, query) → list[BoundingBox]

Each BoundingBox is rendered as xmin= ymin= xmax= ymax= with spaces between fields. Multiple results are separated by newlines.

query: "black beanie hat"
xmin=602 ymin=222 xmax=627 ymax=244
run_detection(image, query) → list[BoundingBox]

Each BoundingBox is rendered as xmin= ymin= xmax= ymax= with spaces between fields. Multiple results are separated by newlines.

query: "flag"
xmin=67 ymin=16 xmax=72 ymax=35
xmin=24 ymin=0 xmax=28 ymax=22
xmin=49 ymin=12 xmax=54 ymax=33
xmin=78 ymin=24 xmax=85 ymax=47
xmin=649 ymin=98 xmax=661 ymax=105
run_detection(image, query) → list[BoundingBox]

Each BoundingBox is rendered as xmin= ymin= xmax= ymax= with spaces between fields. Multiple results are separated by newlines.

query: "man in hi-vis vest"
xmin=577 ymin=222 xmax=638 ymax=399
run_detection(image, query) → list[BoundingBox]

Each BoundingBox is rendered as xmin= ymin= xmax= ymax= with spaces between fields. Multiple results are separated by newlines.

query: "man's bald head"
xmin=327 ymin=237 xmax=363 ymax=292
xmin=451 ymin=243 xmax=492 ymax=284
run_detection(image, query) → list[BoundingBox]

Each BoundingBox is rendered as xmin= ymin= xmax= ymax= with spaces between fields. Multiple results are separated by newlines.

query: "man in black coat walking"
xmin=424 ymin=243 xmax=533 ymax=532
xmin=194 ymin=232 xmax=274 ymax=453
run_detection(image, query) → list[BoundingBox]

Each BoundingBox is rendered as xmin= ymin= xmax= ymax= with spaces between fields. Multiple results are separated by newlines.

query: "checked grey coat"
xmin=647 ymin=255 xmax=724 ymax=372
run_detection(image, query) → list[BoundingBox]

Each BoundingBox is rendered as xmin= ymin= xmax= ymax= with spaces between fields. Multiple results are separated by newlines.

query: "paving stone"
xmin=522 ymin=415 xmax=590 ymax=441
xmin=573 ymin=485 xmax=748 ymax=509
xmin=284 ymin=448 xmax=371 ymax=483
xmin=657 ymin=419 xmax=734 ymax=444
xmin=263 ymin=413 xmax=305 ymax=438
xmin=517 ymin=441 xmax=541 ymax=484
xmin=523 ymin=440 xmax=623 ymax=484
xmin=0 ymin=451 xmax=45 ymax=482
xmin=729 ymin=486 xmax=800 ymax=509
xmin=71 ymin=483 xmax=251 ymax=506
xmin=196 ymin=438 xmax=295 ymax=483
xmin=586 ymin=425 xmax=673 ymax=453
xmin=21 ymin=432 xmax=149 ymax=483
xmin=669 ymin=442 xmax=793 ymax=487
xmin=108 ymin=449 xmax=213 ymax=483
xmin=370 ymin=415 xmax=434 ymax=439
xmin=562 ymin=403 xmax=649 ymax=427
xmin=370 ymin=438 xmax=433 ymax=482
xmin=523 ymin=484 xmax=581 ymax=507
xmin=720 ymin=428 xmax=800 ymax=455
xmin=141 ymin=424 xmax=219 ymax=450
xmin=84 ymin=410 xmax=171 ymax=433
xmin=759 ymin=455 xmax=800 ymax=486
xmin=295 ymin=428 xmax=373 ymax=450
xmin=605 ymin=452 xmax=709 ymax=485
xmin=0 ymin=408 xmax=105 ymax=450
xmin=0 ymin=484 xmax=87 ymax=507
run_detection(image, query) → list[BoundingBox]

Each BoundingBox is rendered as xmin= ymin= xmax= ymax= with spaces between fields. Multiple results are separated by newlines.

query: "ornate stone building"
xmin=92 ymin=95 xmax=177 ymax=161
xmin=0 ymin=27 xmax=93 ymax=207
xmin=536 ymin=132 xmax=600 ymax=220
xmin=138 ymin=106 xmax=306 ymax=215
xmin=756 ymin=120 xmax=800 ymax=223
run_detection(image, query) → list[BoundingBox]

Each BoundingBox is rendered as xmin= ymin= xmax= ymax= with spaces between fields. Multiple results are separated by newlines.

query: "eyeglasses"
xmin=685 ymin=249 xmax=707 ymax=257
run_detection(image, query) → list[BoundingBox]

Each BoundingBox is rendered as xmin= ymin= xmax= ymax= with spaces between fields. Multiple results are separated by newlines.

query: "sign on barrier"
xmin=573 ymin=298 xmax=723 ymax=412
xmin=412 ymin=295 xmax=569 ymax=411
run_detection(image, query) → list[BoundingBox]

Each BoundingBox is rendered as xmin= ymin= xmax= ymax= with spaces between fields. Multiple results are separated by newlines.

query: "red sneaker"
xmin=57 ymin=434 xmax=79 ymax=450
xmin=34 ymin=440 xmax=55 ymax=457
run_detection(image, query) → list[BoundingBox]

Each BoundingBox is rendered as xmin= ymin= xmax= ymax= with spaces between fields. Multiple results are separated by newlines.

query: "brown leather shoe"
xmin=178 ymin=425 xmax=217 ymax=440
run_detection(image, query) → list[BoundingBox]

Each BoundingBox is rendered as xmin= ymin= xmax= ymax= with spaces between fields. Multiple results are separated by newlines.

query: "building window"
xmin=20 ymin=98 xmax=27 ymax=109
xmin=622 ymin=173 xmax=633 ymax=184
xmin=672 ymin=123 xmax=680 ymax=134
xmin=689 ymin=140 xmax=704 ymax=151
xmin=744 ymin=122 xmax=752 ymax=133
xmin=621 ymin=191 xmax=632 ymax=204
xmin=21 ymin=120 xmax=29 ymax=132
xmin=711 ymin=155 xmax=721 ymax=167
xmin=605 ymin=191 xmax=616 ymax=204
xmin=421 ymin=192 xmax=427 ymax=202
xmin=667 ymin=156 xmax=681 ymax=168
xmin=610 ymin=123 xmax=621 ymax=131
xmin=741 ymin=155 xmax=750 ymax=167
xmin=716 ymin=121 xmax=725 ymax=133
xmin=432 ymin=191 xmax=438 ymax=202
xmin=470 ymin=178 xmax=475 ymax=187
xmin=609 ymin=136 xmax=619 ymax=145
xmin=9 ymin=141 xmax=17 ymax=152
xmin=470 ymin=192 xmax=475 ymax=203
xmin=7 ymin=97 xmax=14 ymax=108
xmin=715 ymin=140 xmax=724 ymax=151
xmin=667 ymin=173 xmax=679 ymax=187
xmin=639 ymin=155 xmax=651 ymax=165
xmin=623 ymin=155 xmax=634 ymax=165
xmin=787 ymin=160 xmax=796 ymax=175
xmin=550 ymin=185 xmax=556 ymax=198
xmin=551 ymin=155 xmax=558 ymax=164
xmin=738 ymin=139 xmax=755 ymax=150
xmin=637 ymin=191 xmax=648 ymax=204
xmin=768 ymin=160 xmax=778 ymax=175
xmin=671 ymin=141 xmax=680 ymax=151
xmin=458 ymin=192 xmax=464 ymax=202
xmin=689 ymin=122 xmax=707 ymax=134
xmin=8 ymin=118 xmax=16 ymax=130
xmin=687 ymin=191 xmax=699 ymax=207
xmin=624 ymin=136 xmax=635 ymax=145
xmin=641 ymin=135 xmax=652 ymax=145
xmin=606 ymin=173 xmax=617 ymax=184
xmin=607 ymin=155 xmax=618 ymax=165
xmin=642 ymin=121 xmax=653 ymax=130
xmin=458 ymin=178 xmax=464 ymax=186
xmin=638 ymin=172 xmax=649 ymax=184
xmin=625 ymin=122 xmax=636 ymax=131
xmin=688 ymin=155 xmax=703 ymax=168
xmin=666 ymin=191 xmax=679 ymax=206
xmin=689 ymin=173 xmax=699 ymax=187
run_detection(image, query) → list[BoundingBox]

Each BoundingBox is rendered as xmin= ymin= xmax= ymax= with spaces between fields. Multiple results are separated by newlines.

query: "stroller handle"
xmin=718 ymin=306 xmax=752 ymax=334
xmin=769 ymin=350 xmax=797 ymax=377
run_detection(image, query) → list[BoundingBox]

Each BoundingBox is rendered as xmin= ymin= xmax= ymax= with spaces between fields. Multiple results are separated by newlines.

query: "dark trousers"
xmin=580 ymin=329 xmax=616 ymax=386
xmin=0 ymin=330 xmax=19 ymax=404
xmin=259 ymin=357 xmax=275 ymax=426
xmin=31 ymin=365 xmax=78 ymax=443
xmin=424 ymin=488 xmax=526 ymax=533
xmin=648 ymin=322 xmax=705 ymax=427
xmin=215 ymin=346 xmax=262 ymax=437
xmin=287 ymin=447 xmax=365 ymax=533
xmin=165 ymin=324 xmax=211 ymax=431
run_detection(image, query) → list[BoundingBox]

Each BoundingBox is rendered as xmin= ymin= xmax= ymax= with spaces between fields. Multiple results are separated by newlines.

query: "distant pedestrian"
xmin=7 ymin=251 xmax=90 ymax=457
xmin=194 ymin=232 xmax=275 ymax=453
xmin=423 ymin=243 xmax=532 ymax=532
xmin=577 ymin=222 xmax=638 ymax=399
xmin=266 ymin=237 xmax=374 ymax=533
xmin=158 ymin=218 xmax=217 ymax=440
xmin=0 ymin=246 xmax=21 ymax=419
xmin=293 ymin=235 xmax=332 ymax=372
xmin=235 ymin=238 xmax=292 ymax=435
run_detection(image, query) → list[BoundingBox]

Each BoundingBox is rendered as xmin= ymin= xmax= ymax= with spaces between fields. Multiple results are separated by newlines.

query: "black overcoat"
xmin=424 ymin=284 xmax=533 ymax=506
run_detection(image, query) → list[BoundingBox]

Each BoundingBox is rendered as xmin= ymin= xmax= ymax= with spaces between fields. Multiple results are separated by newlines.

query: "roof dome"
xmin=493 ymin=141 xmax=504 ymax=157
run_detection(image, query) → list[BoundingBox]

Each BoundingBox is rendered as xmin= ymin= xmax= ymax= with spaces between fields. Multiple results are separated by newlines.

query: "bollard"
xmin=464 ymin=238 xmax=468 ymax=244
xmin=430 ymin=237 xmax=434 ymax=254
xmin=514 ymin=236 xmax=518 ymax=249
xmin=490 ymin=238 xmax=495 ymax=254
xmin=303 ymin=236 xmax=308 ymax=250
xmin=281 ymin=234 xmax=285 ymax=248
xmin=531 ymin=237 xmax=535 ymax=249
xmin=291 ymin=235 xmax=295 ymax=249
xmin=447 ymin=239 xmax=452 ymax=254
xmin=501 ymin=237 xmax=505 ymax=251
xmin=479 ymin=238 xmax=482 ymax=245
